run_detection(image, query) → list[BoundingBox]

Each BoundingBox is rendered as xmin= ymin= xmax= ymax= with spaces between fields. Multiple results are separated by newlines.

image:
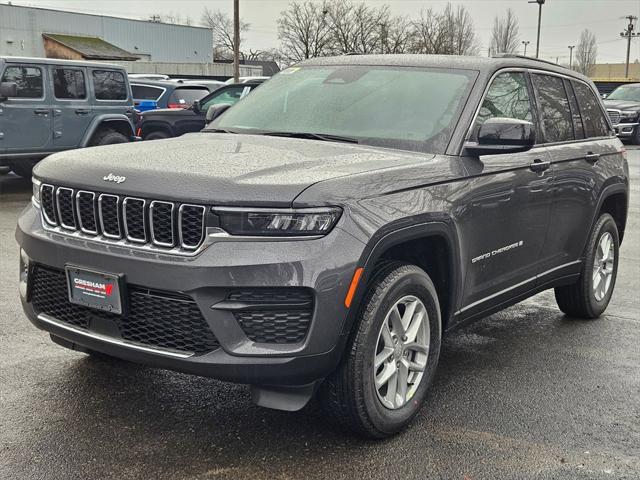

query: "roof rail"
xmin=492 ymin=53 xmax=562 ymax=68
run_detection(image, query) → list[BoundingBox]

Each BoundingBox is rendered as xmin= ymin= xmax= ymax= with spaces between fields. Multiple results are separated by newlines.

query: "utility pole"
xmin=233 ymin=0 xmax=240 ymax=83
xmin=378 ymin=22 xmax=386 ymax=54
xmin=522 ymin=40 xmax=530 ymax=56
xmin=620 ymin=15 xmax=639 ymax=78
xmin=568 ymin=45 xmax=575 ymax=69
xmin=528 ymin=0 xmax=545 ymax=58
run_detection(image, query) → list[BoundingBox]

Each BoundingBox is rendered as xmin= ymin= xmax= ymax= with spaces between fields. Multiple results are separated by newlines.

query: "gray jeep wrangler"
xmin=0 ymin=56 xmax=135 ymax=178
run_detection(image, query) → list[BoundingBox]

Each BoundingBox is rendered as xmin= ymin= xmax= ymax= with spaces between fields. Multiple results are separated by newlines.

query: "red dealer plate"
xmin=66 ymin=266 xmax=124 ymax=315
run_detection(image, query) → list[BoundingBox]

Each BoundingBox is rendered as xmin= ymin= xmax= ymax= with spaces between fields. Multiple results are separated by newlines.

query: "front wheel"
xmin=555 ymin=213 xmax=619 ymax=319
xmin=319 ymin=262 xmax=442 ymax=438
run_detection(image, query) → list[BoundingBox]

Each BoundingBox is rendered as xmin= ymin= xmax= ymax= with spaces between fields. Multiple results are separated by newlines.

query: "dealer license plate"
xmin=66 ymin=266 xmax=124 ymax=315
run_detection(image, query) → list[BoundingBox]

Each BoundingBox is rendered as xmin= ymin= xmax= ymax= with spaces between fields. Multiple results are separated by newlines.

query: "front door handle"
xmin=75 ymin=108 xmax=90 ymax=115
xmin=585 ymin=152 xmax=600 ymax=163
xmin=34 ymin=108 xmax=50 ymax=116
xmin=529 ymin=159 xmax=551 ymax=173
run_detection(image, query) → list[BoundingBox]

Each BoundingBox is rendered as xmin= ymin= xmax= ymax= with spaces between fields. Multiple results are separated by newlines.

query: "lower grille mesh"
xmin=30 ymin=265 xmax=219 ymax=355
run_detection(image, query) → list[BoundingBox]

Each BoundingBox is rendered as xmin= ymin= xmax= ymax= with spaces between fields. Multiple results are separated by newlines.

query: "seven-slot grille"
xmin=607 ymin=109 xmax=621 ymax=126
xmin=40 ymin=184 xmax=206 ymax=251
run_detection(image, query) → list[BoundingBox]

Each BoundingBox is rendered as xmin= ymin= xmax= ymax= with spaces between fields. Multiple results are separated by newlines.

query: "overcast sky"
xmin=6 ymin=0 xmax=640 ymax=64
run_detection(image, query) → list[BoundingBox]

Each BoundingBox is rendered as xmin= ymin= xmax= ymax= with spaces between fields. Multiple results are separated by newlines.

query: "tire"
xmin=632 ymin=125 xmax=640 ymax=146
xmin=144 ymin=130 xmax=171 ymax=141
xmin=90 ymin=129 xmax=129 ymax=146
xmin=554 ymin=213 xmax=619 ymax=319
xmin=319 ymin=262 xmax=442 ymax=439
xmin=0 ymin=166 xmax=10 ymax=175
xmin=9 ymin=160 xmax=38 ymax=179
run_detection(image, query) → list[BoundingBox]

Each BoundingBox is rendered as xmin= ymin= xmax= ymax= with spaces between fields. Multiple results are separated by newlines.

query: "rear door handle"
xmin=75 ymin=108 xmax=90 ymax=115
xmin=585 ymin=152 xmax=600 ymax=163
xmin=529 ymin=159 xmax=551 ymax=173
xmin=34 ymin=108 xmax=50 ymax=116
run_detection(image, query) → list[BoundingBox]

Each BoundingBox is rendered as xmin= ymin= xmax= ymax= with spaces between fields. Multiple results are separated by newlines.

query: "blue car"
xmin=129 ymin=79 xmax=209 ymax=111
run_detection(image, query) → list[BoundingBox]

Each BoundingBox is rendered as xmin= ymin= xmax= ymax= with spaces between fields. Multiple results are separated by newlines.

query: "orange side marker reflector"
xmin=345 ymin=267 xmax=364 ymax=308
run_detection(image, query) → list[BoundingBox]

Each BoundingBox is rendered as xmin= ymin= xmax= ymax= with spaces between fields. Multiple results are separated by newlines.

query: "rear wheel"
xmin=554 ymin=213 xmax=619 ymax=318
xmin=319 ymin=262 xmax=442 ymax=438
xmin=90 ymin=128 xmax=128 ymax=146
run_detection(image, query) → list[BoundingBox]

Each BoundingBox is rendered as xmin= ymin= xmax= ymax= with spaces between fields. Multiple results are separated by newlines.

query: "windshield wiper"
xmin=205 ymin=128 xmax=238 ymax=134
xmin=261 ymin=131 xmax=359 ymax=144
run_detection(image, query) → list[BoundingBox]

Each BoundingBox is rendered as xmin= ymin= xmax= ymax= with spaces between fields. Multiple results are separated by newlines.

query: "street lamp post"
xmin=233 ymin=0 xmax=240 ymax=83
xmin=528 ymin=0 xmax=545 ymax=58
xmin=620 ymin=15 xmax=639 ymax=78
xmin=568 ymin=45 xmax=575 ymax=69
xmin=522 ymin=40 xmax=530 ymax=56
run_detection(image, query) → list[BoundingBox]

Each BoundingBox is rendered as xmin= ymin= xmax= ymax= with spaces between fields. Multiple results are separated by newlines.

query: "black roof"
xmin=299 ymin=54 xmax=592 ymax=83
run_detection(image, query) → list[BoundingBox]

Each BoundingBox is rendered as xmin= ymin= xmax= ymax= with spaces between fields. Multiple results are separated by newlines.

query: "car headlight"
xmin=32 ymin=178 xmax=41 ymax=206
xmin=214 ymin=207 xmax=342 ymax=236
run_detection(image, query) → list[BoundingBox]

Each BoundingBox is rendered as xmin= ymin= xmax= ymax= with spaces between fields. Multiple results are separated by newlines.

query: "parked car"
xmin=130 ymin=79 xmax=209 ymax=111
xmin=223 ymin=75 xmax=269 ymax=85
xmin=0 ymin=56 xmax=135 ymax=178
xmin=604 ymin=83 xmax=640 ymax=144
xmin=128 ymin=73 xmax=169 ymax=81
xmin=17 ymin=54 xmax=628 ymax=438
xmin=137 ymin=81 xmax=260 ymax=140
xmin=170 ymin=79 xmax=225 ymax=92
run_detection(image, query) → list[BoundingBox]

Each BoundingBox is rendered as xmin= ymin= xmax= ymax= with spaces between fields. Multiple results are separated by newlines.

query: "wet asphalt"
xmin=0 ymin=149 xmax=638 ymax=480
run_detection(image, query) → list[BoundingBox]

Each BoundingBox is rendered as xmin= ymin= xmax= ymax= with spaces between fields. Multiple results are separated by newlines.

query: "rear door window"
xmin=531 ymin=73 xmax=573 ymax=143
xmin=572 ymin=81 xmax=610 ymax=138
xmin=53 ymin=68 xmax=86 ymax=100
xmin=131 ymin=84 xmax=164 ymax=101
xmin=92 ymin=70 xmax=127 ymax=100
xmin=167 ymin=87 xmax=208 ymax=108
xmin=1 ymin=65 xmax=43 ymax=98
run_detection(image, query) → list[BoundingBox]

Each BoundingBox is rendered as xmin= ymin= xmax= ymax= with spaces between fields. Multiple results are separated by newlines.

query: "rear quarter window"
xmin=92 ymin=70 xmax=127 ymax=101
xmin=572 ymin=81 xmax=610 ymax=138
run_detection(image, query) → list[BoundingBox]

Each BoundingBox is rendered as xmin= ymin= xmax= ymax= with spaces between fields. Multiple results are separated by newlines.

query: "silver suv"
xmin=0 ymin=56 xmax=136 ymax=178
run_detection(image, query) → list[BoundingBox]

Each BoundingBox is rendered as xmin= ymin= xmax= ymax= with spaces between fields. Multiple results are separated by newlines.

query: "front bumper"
xmin=16 ymin=204 xmax=366 ymax=386
xmin=614 ymin=122 xmax=638 ymax=138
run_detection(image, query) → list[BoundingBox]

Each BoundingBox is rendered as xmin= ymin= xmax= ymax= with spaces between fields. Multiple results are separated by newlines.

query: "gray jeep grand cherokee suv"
xmin=16 ymin=55 xmax=628 ymax=438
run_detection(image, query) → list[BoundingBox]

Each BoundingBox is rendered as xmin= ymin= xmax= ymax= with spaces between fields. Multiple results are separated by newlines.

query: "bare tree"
xmin=277 ymin=1 xmax=333 ymax=63
xmin=410 ymin=4 xmax=480 ymax=55
xmin=201 ymin=8 xmax=250 ymax=60
xmin=148 ymin=12 xmax=193 ymax=26
xmin=325 ymin=0 xmax=390 ymax=54
xmin=574 ymin=29 xmax=598 ymax=76
xmin=489 ymin=8 xmax=520 ymax=54
xmin=383 ymin=15 xmax=413 ymax=54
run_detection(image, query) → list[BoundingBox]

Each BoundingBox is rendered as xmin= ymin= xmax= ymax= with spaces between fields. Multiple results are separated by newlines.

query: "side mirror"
xmin=205 ymin=103 xmax=232 ymax=123
xmin=0 ymin=81 xmax=18 ymax=101
xmin=192 ymin=99 xmax=201 ymax=114
xmin=464 ymin=117 xmax=535 ymax=156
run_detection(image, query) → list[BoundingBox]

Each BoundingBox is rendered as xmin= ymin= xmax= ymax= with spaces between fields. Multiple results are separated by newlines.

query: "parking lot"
xmin=0 ymin=149 xmax=638 ymax=480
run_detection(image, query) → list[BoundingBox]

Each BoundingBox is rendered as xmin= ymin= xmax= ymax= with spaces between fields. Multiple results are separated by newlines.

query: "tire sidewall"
xmin=583 ymin=214 xmax=619 ymax=316
xmin=358 ymin=268 xmax=441 ymax=435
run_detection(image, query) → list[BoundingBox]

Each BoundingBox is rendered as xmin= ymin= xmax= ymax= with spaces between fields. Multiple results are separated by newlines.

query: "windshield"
xmin=209 ymin=65 xmax=476 ymax=153
xmin=607 ymin=86 xmax=640 ymax=102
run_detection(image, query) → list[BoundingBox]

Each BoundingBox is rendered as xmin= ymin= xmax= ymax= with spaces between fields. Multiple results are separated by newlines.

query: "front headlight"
xmin=32 ymin=178 xmax=41 ymax=206
xmin=620 ymin=110 xmax=639 ymax=120
xmin=214 ymin=207 xmax=342 ymax=236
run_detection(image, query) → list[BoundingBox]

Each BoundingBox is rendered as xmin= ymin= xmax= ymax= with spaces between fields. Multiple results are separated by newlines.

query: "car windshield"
xmin=208 ymin=65 xmax=476 ymax=153
xmin=607 ymin=86 xmax=640 ymax=102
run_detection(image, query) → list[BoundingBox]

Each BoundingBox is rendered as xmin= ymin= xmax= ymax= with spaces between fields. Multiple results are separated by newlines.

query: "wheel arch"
xmin=140 ymin=120 xmax=174 ymax=139
xmin=343 ymin=219 xmax=462 ymax=335
xmin=594 ymin=182 xmax=628 ymax=245
xmin=81 ymin=115 xmax=134 ymax=147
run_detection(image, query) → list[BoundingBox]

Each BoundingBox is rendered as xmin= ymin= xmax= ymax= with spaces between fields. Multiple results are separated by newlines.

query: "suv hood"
xmin=34 ymin=133 xmax=432 ymax=206
xmin=604 ymin=99 xmax=640 ymax=111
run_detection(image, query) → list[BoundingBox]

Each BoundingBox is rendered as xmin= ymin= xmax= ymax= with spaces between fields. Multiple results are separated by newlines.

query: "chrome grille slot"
xmin=150 ymin=201 xmax=175 ymax=247
xmin=98 ymin=194 xmax=121 ymax=239
xmin=76 ymin=191 xmax=98 ymax=234
xmin=179 ymin=204 xmax=205 ymax=249
xmin=607 ymin=109 xmax=621 ymax=126
xmin=37 ymin=184 xmax=207 ymax=254
xmin=123 ymin=197 xmax=147 ymax=243
xmin=40 ymin=184 xmax=57 ymax=225
xmin=56 ymin=187 xmax=76 ymax=230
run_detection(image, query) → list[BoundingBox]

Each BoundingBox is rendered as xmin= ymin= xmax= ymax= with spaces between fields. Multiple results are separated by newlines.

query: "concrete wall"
xmin=0 ymin=4 xmax=212 ymax=63
xmin=592 ymin=63 xmax=640 ymax=81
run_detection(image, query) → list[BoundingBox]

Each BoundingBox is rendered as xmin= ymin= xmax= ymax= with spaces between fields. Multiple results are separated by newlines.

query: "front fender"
xmin=80 ymin=114 xmax=134 ymax=147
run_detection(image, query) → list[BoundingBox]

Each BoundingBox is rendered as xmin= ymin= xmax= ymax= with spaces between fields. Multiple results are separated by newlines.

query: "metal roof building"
xmin=0 ymin=3 xmax=212 ymax=63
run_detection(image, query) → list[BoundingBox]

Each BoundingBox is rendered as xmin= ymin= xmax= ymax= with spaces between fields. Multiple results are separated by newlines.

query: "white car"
xmin=223 ymin=76 xmax=269 ymax=85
